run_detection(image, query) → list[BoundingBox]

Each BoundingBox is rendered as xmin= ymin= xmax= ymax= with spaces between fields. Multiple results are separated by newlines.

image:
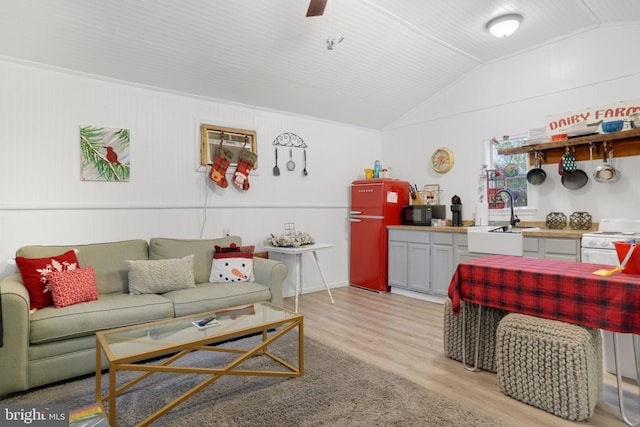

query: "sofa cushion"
xmin=17 ymin=240 xmax=149 ymax=295
xmin=29 ymin=293 xmax=174 ymax=344
xmin=48 ymin=266 xmax=99 ymax=308
xmin=162 ymin=282 xmax=271 ymax=317
xmin=15 ymin=249 xmax=80 ymax=310
xmin=127 ymin=255 xmax=196 ymax=294
xmin=149 ymin=236 xmax=241 ymax=284
xmin=210 ymin=244 xmax=255 ymax=283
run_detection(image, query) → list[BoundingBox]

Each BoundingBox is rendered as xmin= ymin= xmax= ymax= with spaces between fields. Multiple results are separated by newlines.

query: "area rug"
xmin=1 ymin=332 xmax=512 ymax=426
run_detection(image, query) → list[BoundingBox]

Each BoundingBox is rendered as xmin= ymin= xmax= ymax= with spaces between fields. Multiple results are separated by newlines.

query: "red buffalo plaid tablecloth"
xmin=448 ymin=255 xmax=640 ymax=334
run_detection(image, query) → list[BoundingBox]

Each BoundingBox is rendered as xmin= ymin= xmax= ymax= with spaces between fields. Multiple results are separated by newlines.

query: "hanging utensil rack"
xmin=272 ymin=132 xmax=307 ymax=148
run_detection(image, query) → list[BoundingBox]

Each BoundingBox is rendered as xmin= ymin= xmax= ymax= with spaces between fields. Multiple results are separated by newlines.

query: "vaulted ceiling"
xmin=1 ymin=0 xmax=639 ymax=130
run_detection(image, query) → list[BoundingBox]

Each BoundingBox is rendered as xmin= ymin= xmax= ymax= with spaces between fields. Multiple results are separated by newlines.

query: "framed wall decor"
xmin=200 ymin=124 xmax=257 ymax=169
xmin=80 ymin=125 xmax=130 ymax=182
xmin=422 ymin=184 xmax=441 ymax=205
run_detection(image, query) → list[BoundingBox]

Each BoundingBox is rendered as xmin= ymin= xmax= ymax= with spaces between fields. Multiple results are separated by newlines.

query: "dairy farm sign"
xmin=545 ymin=99 xmax=640 ymax=136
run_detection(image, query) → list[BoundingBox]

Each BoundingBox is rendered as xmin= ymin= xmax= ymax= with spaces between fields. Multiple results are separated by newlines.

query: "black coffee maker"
xmin=451 ymin=195 xmax=462 ymax=227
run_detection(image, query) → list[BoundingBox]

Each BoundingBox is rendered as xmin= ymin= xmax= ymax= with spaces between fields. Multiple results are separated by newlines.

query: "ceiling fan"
xmin=306 ymin=0 xmax=327 ymax=17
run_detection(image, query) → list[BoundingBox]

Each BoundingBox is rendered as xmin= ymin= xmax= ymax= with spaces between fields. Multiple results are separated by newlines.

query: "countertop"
xmin=388 ymin=221 xmax=596 ymax=239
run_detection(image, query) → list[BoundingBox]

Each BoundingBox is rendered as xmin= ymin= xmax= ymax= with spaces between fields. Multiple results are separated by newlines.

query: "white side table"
xmin=266 ymin=243 xmax=335 ymax=312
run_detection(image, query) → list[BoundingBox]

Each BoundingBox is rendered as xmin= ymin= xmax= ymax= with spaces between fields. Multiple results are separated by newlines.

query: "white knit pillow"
xmin=127 ymin=255 xmax=195 ymax=294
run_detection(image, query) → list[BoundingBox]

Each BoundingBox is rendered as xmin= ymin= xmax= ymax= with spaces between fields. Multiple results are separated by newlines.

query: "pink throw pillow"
xmin=48 ymin=266 xmax=99 ymax=308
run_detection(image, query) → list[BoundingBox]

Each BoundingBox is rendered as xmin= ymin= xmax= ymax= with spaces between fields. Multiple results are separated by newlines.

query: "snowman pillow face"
xmin=209 ymin=244 xmax=255 ymax=283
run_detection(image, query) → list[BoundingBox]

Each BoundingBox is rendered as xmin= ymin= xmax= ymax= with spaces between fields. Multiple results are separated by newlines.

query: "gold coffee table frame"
xmin=95 ymin=302 xmax=303 ymax=426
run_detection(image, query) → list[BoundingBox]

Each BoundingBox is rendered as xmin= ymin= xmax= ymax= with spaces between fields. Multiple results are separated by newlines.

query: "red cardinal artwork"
xmin=103 ymin=146 xmax=121 ymax=165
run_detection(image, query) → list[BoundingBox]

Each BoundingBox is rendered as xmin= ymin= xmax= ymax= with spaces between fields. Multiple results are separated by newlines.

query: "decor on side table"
xmin=267 ymin=232 xmax=315 ymax=248
xmin=267 ymin=223 xmax=315 ymax=248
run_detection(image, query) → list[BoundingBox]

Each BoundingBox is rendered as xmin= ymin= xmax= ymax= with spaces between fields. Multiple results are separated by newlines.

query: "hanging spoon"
xmin=303 ymin=149 xmax=308 ymax=176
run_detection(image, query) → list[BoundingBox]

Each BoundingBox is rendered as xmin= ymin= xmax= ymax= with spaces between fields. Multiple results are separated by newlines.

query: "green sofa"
xmin=0 ymin=236 xmax=287 ymax=396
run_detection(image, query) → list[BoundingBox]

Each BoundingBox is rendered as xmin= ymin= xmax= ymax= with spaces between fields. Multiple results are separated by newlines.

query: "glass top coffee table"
xmin=95 ymin=302 xmax=303 ymax=426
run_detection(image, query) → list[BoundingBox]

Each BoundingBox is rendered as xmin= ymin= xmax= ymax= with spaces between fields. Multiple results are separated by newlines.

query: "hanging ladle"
xmin=287 ymin=148 xmax=296 ymax=171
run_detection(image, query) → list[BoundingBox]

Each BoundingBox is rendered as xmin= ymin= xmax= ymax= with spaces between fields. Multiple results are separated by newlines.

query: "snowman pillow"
xmin=209 ymin=243 xmax=255 ymax=283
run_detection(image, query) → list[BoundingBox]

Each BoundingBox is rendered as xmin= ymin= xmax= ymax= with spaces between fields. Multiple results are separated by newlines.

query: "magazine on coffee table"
xmin=191 ymin=304 xmax=255 ymax=329
xmin=191 ymin=317 xmax=221 ymax=330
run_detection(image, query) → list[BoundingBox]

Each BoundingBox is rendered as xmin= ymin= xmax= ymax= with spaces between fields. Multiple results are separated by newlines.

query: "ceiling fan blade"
xmin=306 ymin=0 xmax=327 ymax=17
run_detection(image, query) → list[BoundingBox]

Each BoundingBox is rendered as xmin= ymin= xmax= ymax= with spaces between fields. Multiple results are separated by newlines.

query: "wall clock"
xmin=431 ymin=147 xmax=454 ymax=173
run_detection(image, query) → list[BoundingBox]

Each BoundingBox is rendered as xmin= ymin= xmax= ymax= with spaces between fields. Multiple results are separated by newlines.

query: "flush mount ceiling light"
xmin=486 ymin=13 xmax=522 ymax=38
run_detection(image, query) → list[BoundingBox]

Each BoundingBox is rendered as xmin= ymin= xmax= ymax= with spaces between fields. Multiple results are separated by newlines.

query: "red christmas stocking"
xmin=209 ymin=145 xmax=234 ymax=188
xmin=233 ymin=149 xmax=258 ymax=191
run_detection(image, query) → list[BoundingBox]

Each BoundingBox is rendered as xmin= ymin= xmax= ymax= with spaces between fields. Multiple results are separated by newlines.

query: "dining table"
xmin=447 ymin=254 xmax=640 ymax=425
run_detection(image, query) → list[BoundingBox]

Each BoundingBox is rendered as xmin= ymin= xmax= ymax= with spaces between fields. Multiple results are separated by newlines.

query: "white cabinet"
xmin=388 ymin=229 xmax=453 ymax=296
xmin=541 ymin=237 xmax=581 ymax=262
xmin=431 ymin=233 xmax=454 ymax=296
xmin=523 ymin=236 xmax=540 ymax=258
xmin=389 ymin=229 xmax=581 ymax=297
xmin=388 ymin=240 xmax=408 ymax=288
xmin=408 ymin=243 xmax=430 ymax=292
xmin=523 ymin=236 xmax=581 ymax=262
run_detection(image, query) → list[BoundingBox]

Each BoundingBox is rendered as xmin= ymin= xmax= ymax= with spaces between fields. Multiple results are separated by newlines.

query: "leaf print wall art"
xmin=80 ymin=125 xmax=130 ymax=181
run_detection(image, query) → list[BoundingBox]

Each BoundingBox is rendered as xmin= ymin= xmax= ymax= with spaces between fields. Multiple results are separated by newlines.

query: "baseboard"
xmin=389 ymin=287 xmax=445 ymax=304
xmin=283 ymin=282 xmax=348 ymax=298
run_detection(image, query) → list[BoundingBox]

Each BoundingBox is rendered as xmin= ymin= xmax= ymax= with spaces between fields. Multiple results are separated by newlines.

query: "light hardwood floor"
xmin=282 ymin=286 xmax=639 ymax=426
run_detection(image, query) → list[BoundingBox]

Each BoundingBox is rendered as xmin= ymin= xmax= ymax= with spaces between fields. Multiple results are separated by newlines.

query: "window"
xmin=488 ymin=135 xmax=528 ymax=208
xmin=200 ymin=124 xmax=257 ymax=168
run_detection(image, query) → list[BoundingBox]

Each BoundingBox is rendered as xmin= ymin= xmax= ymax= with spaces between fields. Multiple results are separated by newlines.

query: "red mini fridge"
xmin=349 ymin=179 xmax=410 ymax=292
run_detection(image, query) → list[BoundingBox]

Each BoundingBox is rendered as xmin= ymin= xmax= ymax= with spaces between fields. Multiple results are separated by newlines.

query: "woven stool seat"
xmin=443 ymin=298 xmax=507 ymax=372
xmin=496 ymin=313 xmax=602 ymax=421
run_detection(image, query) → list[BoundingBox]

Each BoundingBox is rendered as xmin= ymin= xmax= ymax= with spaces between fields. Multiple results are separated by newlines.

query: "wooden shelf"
xmin=498 ymin=128 xmax=640 ymax=165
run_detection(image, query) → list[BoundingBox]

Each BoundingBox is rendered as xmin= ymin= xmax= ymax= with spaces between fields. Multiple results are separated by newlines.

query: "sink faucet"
xmin=495 ymin=189 xmax=520 ymax=228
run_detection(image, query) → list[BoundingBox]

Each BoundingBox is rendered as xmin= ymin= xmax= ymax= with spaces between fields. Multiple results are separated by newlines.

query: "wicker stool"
xmin=443 ymin=298 xmax=507 ymax=372
xmin=496 ymin=313 xmax=602 ymax=421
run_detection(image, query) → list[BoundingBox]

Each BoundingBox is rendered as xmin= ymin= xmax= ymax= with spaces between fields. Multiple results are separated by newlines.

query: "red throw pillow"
xmin=48 ymin=266 xmax=99 ymax=308
xmin=15 ymin=250 xmax=80 ymax=310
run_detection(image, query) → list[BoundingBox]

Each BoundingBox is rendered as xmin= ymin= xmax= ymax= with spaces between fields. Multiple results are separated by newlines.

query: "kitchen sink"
xmin=467 ymin=226 xmax=538 ymax=256
xmin=488 ymin=225 xmax=538 ymax=234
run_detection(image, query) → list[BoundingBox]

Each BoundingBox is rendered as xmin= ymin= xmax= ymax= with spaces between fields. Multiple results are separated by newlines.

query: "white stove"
xmin=581 ymin=218 xmax=640 ymax=381
xmin=581 ymin=218 xmax=640 ymax=256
